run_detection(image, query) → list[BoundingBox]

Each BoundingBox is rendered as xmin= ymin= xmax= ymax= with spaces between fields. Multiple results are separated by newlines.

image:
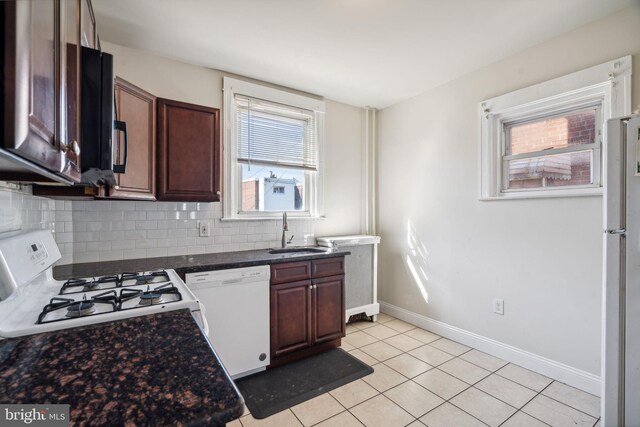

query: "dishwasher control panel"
xmin=185 ymin=265 xmax=270 ymax=285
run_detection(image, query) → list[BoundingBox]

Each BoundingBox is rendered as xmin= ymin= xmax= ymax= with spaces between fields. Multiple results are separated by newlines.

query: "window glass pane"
xmin=241 ymin=165 xmax=306 ymax=212
xmin=507 ymin=109 xmax=596 ymax=156
xmin=507 ymin=150 xmax=592 ymax=190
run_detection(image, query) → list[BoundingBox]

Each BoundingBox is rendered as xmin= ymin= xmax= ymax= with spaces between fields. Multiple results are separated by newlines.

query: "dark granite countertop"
xmin=0 ymin=310 xmax=243 ymax=426
xmin=53 ymin=248 xmax=350 ymax=280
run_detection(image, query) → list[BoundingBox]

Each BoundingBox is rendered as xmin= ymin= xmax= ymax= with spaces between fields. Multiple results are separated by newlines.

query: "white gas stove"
xmin=0 ymin=230 xmax=207 ymax=338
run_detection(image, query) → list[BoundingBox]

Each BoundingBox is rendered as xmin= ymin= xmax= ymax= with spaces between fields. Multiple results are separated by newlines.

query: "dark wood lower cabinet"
xmin=313 ymin=276 xmax=346 ymax=344
xmin=270 ymin=280 xmax=313 ymax=358
xmin=269 ymin=257 xmax=346 ymax=367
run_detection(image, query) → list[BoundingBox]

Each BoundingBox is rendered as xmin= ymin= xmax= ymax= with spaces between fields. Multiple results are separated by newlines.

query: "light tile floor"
xmin=227 ymin=314 xmax=600 ymax=427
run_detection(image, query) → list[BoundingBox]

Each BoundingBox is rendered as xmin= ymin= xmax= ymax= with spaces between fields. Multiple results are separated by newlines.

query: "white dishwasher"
xmin=185 ymin=265 xmax=270 ymax=379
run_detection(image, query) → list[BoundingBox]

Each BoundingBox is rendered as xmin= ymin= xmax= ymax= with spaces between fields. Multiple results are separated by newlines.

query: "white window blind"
xmin=235 ymin=95 xmax=318 ymax=171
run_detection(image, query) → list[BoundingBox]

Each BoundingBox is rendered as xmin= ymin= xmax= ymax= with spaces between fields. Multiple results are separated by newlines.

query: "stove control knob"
xmin=259 ymin=353 xmax=267 ymax=361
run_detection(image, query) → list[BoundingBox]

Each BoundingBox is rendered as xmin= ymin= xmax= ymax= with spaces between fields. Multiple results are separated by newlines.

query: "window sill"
xmin=479 ymin=187 xmax=603 ymax=201
xmin=220 ymin=215 xmax=326 ymax=222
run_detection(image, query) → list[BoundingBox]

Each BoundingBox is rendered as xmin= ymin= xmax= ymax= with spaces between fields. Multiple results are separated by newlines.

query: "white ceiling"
xmin=92 ymin=0 xmax=633 ymax=109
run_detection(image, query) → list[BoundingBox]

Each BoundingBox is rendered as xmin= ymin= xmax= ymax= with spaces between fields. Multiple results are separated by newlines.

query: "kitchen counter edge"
xmin=53 ymin=248 xmax=350 ymax=280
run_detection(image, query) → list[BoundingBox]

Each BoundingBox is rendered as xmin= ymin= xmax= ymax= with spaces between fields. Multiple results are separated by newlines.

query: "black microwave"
xmin=80 ymin=47 xmax=127 ymax=186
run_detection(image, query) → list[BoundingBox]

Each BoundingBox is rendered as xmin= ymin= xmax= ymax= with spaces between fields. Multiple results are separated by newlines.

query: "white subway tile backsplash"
xmin=146 ymin=247 xmax=168 ymax=258
xmin=1 ymin=189 xmax=317 ymax=265
xmin=231 ymin=235 xmax=248 ymax=243
xmin=146 ymin=211 xmax=166 ymax=220
xmin=136 ymin=201 xmax=157 ymax=211
xmin=167 ymin=246 xmax=187 ymax=257
xmin=75 ymin=251 xmax=99 ymax=263
xmin=110 ymin=201 xmax=136 ymax=211
xmin=123 ymin=249 xmax=147 ymax=259
xmin=147 ymin=229 xmax=168 ymax=239
xmin=187 ymin=245 xmax=206 ymax=255
xmin=223 ymin=243 xmax=240 ymax=252
xmin=111 ymin=240 xmax=136 ymax=250
xmin=167 ymin=229 xmax=187 ymax=238
xmin=136 ymin=239 xmax=157 ymax=249
xmin=87 ymin=240 xmax=109 ymax=252
xmin=99 ymin=250 xmax=124 ymax=262
xmin=156 ymin=238 xmax=177 ymax=248
xmin=99 ymin=211 xmax=124 ymax=221
xmin=205 ymin=244 xmax=224 ymax=253
xmin=136 ymin=220 xmax=157 ymax=230
xmin=124 ymin=211 xmax=146 ymax=221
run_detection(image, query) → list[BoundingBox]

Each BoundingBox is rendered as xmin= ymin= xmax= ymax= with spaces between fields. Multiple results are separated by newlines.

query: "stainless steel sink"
xmin=269 ymin=247 xmax=329 ymax=254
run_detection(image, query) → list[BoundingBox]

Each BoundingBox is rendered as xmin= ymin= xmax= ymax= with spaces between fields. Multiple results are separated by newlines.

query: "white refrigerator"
xmin=602 ymin=114 xmax=640 ymax=427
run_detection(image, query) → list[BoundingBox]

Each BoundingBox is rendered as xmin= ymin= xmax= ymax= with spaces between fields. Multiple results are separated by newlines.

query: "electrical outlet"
xmin=199 ymin=221 xmax=210 ymax=237
xmin=493 ymin=298 xmax=504 ymax=315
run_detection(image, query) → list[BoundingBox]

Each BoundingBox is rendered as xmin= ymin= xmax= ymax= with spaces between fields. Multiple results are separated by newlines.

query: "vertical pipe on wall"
xmin=363 ymin=107 xmax=377 ymax=236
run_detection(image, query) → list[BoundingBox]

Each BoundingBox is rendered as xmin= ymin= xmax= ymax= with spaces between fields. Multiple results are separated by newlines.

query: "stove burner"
xmin=139 ymin=286 xmax=163 ymax=305
xmin=66 ymin=298 xmax=96 ymax=318
xmin=118 ymin=282 xmax=181 ymax=310
xmin=121 ymin=270 xmax=169 ymax=286
xmin=135 ymin=275 xmax=155 ymax=285
xmin=82 ymin=282 xmax=100 ymax=292
xmin=37 ymin=291 xmax=118 ymax=325
xmin=60 ymin=275 xmax=121 ymax=294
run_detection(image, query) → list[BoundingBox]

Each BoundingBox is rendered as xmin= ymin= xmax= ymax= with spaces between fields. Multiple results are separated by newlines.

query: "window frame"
xmin=223 ymin=77 xmax=325 ymax=220
xmin=479 ymin=56 xmax=632 ymax=200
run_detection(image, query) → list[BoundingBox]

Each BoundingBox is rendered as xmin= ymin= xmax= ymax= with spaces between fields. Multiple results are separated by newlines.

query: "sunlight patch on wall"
xmin=406 ymin=219 xmax=430 ymax=304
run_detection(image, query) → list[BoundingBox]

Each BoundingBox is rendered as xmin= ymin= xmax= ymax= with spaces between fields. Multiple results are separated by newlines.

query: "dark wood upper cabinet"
xmin=1 ymin=0 xmax=82 ymax=183
xmin=156 ymin=99 xmax=221 ymax=202
xmin=109 ymin=78 xmax=156 ymax=200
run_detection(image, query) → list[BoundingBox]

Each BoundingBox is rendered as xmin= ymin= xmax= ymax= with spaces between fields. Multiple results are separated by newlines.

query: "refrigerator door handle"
xmin=605 ymin=229 xmax=627 ymax=235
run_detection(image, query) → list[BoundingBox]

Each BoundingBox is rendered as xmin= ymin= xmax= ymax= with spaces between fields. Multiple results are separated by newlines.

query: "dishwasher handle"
xmin=187 ymin=278 xmax=263 ymax=291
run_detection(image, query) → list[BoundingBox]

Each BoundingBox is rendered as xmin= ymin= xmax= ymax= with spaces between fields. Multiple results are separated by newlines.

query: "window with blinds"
xmin=223 ymin=77 xmax=325 ymax=218
xmin=236 ymin=95 xmax=318 ymax=171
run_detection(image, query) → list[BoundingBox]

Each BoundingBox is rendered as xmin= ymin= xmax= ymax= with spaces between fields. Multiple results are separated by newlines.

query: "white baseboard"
xmin=346 ymin=303 xmax=379 ymax=319
xmin=379 ymin=301 xmax=601 ymax=396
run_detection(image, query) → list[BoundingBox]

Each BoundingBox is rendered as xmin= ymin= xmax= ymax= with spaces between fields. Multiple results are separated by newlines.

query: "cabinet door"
xmin=312 ymin=275 xmax=345 ymax=344
xmin=2 ymin=0 xmax=81 ymax=182
xmin=60 ymin=0 xmax=81 ymax=180
xmin=156 ymin=99 xmax=221 ymax=202
xmin=270 ymin=280 xmax=313 ymax=358
xmin=4 ymin=1 xmax=60 ymax=172
xmin=110 ymin=78 xmax=156 ymax=200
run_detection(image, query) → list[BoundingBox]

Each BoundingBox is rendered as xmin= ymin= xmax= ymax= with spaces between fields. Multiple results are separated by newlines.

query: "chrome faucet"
xmin=281 ymin=212 xmax=294 ymax=248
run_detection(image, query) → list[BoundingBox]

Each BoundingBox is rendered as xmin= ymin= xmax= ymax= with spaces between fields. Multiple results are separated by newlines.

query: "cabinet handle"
xmin=113 ymin=121 xmax=128 ymax=174
xmin=61 ymin=140 xmax=80 ymax=156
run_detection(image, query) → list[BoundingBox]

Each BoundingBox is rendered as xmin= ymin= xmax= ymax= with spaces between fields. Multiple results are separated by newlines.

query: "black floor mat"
xmin=235 ymin=348 xmax=374 ymax=419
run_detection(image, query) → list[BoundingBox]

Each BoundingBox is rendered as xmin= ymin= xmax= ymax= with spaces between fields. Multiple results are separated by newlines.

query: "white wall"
xmin=377 ymin=5 xmax=640 ymax=378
